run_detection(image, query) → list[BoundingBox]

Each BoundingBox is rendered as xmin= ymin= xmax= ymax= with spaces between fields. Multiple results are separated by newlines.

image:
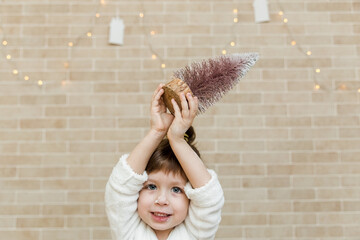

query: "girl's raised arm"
xmin=126 ymin=84 xmax=174 ymax=174
xmin=167 ymin=93 xmax=211 ymax=188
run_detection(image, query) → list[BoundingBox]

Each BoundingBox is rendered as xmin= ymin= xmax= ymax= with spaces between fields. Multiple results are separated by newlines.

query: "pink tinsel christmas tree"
xmin=162 ymin=53 xmax=259 ymax=114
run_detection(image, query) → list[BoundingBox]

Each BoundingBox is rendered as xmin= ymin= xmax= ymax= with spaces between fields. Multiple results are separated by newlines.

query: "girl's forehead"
xmin=147 ymin=170 xmax=187 ymax=185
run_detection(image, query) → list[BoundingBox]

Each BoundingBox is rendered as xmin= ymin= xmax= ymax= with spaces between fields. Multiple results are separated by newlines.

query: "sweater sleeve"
xmin=184 ymin=169 xmax=225 ymax=240
xmin=105 ymin=154 xmax=148 ymax=240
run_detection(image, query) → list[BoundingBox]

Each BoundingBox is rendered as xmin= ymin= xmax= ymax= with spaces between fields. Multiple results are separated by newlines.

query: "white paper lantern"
xmin=109 ymin=17 xmax=125 ymax=45
xmin=253 ymin=0 xmax=270 ymax=23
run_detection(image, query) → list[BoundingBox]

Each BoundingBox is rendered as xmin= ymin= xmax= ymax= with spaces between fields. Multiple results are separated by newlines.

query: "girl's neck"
xmin=155 ymin=228 xmax=172 ymax=240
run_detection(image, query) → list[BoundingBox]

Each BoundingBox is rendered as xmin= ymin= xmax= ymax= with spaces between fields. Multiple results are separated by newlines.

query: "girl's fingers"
xmin=152 ymin=84 xmax=164 ymax=100
xmin=155 ymin=88 xmax=164 ymax=101
xmin=171 ymin=98 xmax=182 ymax=119
xmin=180 ymin=93 xmax=189 ymax=116
xmin=152 ymin=84 xmax=165 ymax=107
xmin=186 ymin=93 xmax=198 ymax=116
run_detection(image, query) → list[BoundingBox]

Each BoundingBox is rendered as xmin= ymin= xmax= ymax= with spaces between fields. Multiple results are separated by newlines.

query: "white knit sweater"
xmin=105 ymin=154 xmax=224 ymax=240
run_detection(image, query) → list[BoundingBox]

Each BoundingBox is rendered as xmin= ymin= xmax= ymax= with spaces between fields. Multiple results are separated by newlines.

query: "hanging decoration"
xmin=109 ymin=17 xmax=125 ymax=45
xmin=253 ymin=0 xmax=270 ymax=23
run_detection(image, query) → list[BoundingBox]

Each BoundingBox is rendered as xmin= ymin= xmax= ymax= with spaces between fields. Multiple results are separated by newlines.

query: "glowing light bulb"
xmin=315 ymin=69 xmax=321 ymax=73
xmin=12 ymin=69 xmax=18 ymax=75
xmin=358 ymin=88 xmax=360 ymax=93
xmin=68 ymin=42 xmax=73 ymax=47
xmin=314 ymin=84 xmax=320 ymax=90
xmin=6 ymin=54 xmax=11 ymax=59
xmin=306 ymin=51 xmax=312 ymax=56
xmin=100 ymin=0 xmax=106 ymax=5
xmin=283 ymin=18 xmax=288 ymax=23
xmin=64 ymin=62 xmax=69 ymax=68
xmin=38 ymin=80 xmax=43 ymax=86
xmin=222 ymin=50 xmax=227 ymax=55
xmin=87 ymin=32 xmax=92 ymax=37
xmin=340 ymin=84 xmax=347 ymax=90
xmin=291 ymin=41 xmax=296 ymax=46
xmin=95 ymin=13 xmax=100 ymax=18
xmin=24 ymin=76 xmax=29 ymax=81
xmin=151 ymin=54 xmax=157 ymax=60
xmin=2 ymin=40 xmax=7 ymax=46
xmin=233 ymin=9 xmax=238 ymax=14
xmin=279 ymin=11 xmax=284 ymax=16
xmin=161 ymin=63 xmax=166 ymax=68
xmin=233 ymin=17 xmax=238 ymax=23
xmin=139 ymin=12 xmax=144 ymax=18
xmin=230 ymin=41 xmax=235 ymax=47
xmin=150 ymin=30 xmax=155 ymax=35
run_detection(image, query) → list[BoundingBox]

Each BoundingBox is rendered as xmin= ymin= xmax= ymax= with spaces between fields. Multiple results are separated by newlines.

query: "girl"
xmin=105 ymin=84 xmax=224 ymax=240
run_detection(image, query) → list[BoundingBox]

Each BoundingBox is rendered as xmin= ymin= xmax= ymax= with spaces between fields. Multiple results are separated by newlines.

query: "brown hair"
xmin=146 ymin=126 xmax=200 ymax=181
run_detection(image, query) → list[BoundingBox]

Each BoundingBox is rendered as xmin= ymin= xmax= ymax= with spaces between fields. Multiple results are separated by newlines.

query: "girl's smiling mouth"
xmin=151 ymin=212 xmax=172 ymax=222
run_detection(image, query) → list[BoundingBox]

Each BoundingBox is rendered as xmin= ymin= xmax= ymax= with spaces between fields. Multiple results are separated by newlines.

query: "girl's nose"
xmin=155 ymin=193 xmax=169 ymax=205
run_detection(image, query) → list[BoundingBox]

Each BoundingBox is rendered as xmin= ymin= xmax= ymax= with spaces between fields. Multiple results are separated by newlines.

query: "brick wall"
xmin=0 ymin=0 xmax=359 ymax=239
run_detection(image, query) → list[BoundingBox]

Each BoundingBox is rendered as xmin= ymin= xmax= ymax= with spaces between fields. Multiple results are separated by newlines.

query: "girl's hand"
xmin=150 ymin=84 xmax=174 ymax=135
xmin=167 ymin=92 xmax=198 ymax=141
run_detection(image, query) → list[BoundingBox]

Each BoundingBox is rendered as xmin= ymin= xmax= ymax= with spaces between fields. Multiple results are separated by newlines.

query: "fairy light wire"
xmin=1 ymin=0 xmax=359 ymax=92
xmin=0 ymin=0 xmax=105 ymax=86
xmin=275 ymin=0 xmax=359 ymax=93
xmin=275 ymin=1 xmax=326 ymax=92
xmin=138 ymin=2 xmax=167 ymax=75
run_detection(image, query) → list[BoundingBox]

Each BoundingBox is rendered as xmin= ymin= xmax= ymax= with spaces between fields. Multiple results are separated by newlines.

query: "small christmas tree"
xmin=162 ymin=53 xmax=259 ymax=114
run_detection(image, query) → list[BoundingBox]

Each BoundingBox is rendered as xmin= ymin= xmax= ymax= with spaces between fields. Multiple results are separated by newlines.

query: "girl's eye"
xmin=171 ymin=187 xmax=182 ymax=194
xmin=146 ymin=184 xmax=157 ymax=190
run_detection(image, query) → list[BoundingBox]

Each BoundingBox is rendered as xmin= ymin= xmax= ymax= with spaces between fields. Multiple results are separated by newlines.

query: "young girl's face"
xmin=138 ymin=170 xmax=189 ymax=235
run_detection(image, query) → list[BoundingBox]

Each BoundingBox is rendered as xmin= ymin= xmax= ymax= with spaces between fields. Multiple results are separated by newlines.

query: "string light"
xmin=274 ymin=1 xmax=360 ymax=92
xmin=0 ymin=0 xmax=105 ymax=85
xmin=0 ymin=1 xmax=358 ymax=92
xmin=339 ymin=84 xmax=347 ymax=90
xmin=138 ymin=3 xmax=167 ymax=74
xmin=217 ymin=7 xmax=241 ymax=55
